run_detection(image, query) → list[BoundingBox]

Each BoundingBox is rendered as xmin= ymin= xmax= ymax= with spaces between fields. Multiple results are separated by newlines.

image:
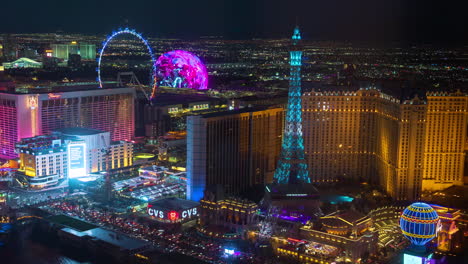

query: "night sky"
xmin=1 ymin=0 xmax=466 ymax=43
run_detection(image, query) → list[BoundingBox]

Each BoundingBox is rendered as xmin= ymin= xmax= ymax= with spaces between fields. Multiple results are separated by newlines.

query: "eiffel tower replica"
xmin=264 ymin=26 xmax=320 ymax=222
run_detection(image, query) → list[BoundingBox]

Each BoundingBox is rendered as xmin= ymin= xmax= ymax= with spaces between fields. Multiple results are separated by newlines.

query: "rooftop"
xmin=16 ymin=135 xmax=65 ymax=154
xmin=149 ymin=197 xmax=199 ymax=211
xmin=321 ymin=210 xmax=368 ymax=227
xmin=62 ymin=227 xmax=150 ymax=251
xmin=199 ymin=106 xmax=280 ymax=119
xmin=48 ymin=214 xmax=98 ymax=232
xmin=0 ymin=82 xmax=126 ymax=95
xmin=55 ymin=127 xmax=105 ymax=136
xmin=265 ymin=183 xmax=320 ymax=198
xmin=150 ymin=92 xmax=221 ymax=106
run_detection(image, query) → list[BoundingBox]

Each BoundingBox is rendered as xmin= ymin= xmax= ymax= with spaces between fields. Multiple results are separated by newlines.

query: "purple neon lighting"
xmin=156 ymin=50 xmax=208 ymax=90
xmin=273 ymin=213 xmax=311 ymax=224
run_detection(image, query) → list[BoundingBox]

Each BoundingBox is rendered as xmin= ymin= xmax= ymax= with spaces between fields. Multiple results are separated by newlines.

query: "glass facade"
xmin=187 ymin=108 xmax=284 ymax=201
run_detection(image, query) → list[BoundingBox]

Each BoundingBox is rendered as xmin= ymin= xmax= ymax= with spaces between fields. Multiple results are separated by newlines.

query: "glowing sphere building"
xmin=155 ymin=50 xmax=208 ymax=90
xmin=400 ymin=202 xmax=439 ymax=247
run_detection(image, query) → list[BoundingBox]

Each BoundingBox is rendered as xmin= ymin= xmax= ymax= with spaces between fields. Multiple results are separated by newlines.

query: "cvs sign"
xmin=148 ymin=207 xmax=164 ymax=218
xmin=147 ymin=206 xmax=199 ymax=221
xmin=181 ymin=208 xmax=198 ymax=219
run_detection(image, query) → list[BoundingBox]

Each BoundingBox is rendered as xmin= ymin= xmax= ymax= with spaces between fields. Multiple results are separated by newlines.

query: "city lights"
xmin=0 ymin=4 xmax=465 ymax=264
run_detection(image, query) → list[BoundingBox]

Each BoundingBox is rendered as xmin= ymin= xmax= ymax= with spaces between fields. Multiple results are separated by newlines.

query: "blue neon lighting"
xmin=400 ymin=202 xmax=439 ymax=246
xmin=273 ymin=27 xmax=309 ymax=184
xmin=97 ymin=28 xmax=158 ymax=98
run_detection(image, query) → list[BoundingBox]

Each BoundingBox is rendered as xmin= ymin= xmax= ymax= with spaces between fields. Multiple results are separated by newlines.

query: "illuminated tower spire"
xmin=273 ymin=26 xmax=310 ymax=184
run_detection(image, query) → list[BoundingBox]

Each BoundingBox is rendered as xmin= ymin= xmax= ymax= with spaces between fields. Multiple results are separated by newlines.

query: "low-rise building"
xmin=15 ymin=128 xmax=133 ymax=190
xmin=320 ymin=210 xmax=371 ymax=237
xmin=16 ymin=134 xmax=69 ymax=189
xmin=147 ymin=197 xmax=199 ymax=224
xmin=2 ymin=57 xmax=42 ymax=69
xmin=292 ymin=210 xmax=378 ymax=263
xmin=431 ymin=204 xmax=466 ymax=254
xmin=55 ymin=127 xmax=133 ymax=173
xmin=199 ymin=187 xmax=258 ymax=238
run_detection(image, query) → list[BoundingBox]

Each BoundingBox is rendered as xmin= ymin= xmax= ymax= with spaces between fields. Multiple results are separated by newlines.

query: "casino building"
xmin=16 ymin=134 xmax=70 ymax=189
xmin=141 ymin=92 xmax=226 ymax=138
xmin=0 ymin=84 xmax=135 ymax=160
xmin=269 ymin=210 xmax=378 ymax=263
xmin=56 ymin=127 xmax=133 ymax=173
xmin=15 ymin=128 xmax=133 ymax=190
xmin=186 ymin=107 xmax=284 ymax=201
xmin=263 ymin=183 xmax=321 ymax=223
xmin=0 ymin=190 xmax=12 ymax=247
xmin=302 ymin=88 xmax=468 ymax=199
xmin=430 ymin=204 xmax=466 ymax=254
xmin=319 ymin=210 xmax=372 ymax=237
xmin=198 ymin=187 xmax=259 ymax=238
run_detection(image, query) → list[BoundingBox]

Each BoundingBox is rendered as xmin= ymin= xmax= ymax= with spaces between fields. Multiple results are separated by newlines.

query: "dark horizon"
xmin=1 ymin=0 xmax=466 ymax=44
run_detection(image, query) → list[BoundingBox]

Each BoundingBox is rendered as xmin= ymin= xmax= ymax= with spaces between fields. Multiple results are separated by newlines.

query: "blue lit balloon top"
xmin=399 ymin=202 xmax=439 ymax=246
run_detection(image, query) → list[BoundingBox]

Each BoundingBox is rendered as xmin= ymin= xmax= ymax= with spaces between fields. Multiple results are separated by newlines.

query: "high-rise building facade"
xmin=186 ymin=107 xmax=284 ymax=201
xmin=0 ymin=86 xmax=135 ymax=160
xmin=302 ymin=88 xmax=467 ymax=200
xmin=394 ymin=97 xmax=426 ymax=200
xmin=78 ymin=44 xmax=96 ymax=60
xmin=51 ymin=43 xmax=96 ymax=60
xmin=52 ymin=43 xmax=77 ymax=60
xmin=0 ymin=96 xmax=17 ymax=159
xmin=423 ymin=91 xmax=467 ymax=190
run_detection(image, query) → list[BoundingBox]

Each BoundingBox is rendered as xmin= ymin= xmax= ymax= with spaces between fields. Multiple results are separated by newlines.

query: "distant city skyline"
xmin=1 ymin=0 xmax=466 ymax=43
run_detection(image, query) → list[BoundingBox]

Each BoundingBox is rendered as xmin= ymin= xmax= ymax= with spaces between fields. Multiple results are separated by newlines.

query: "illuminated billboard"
xmin=404 ymin=254 xmax=423 ymax=264
xmin=147 ymin=207 xmax=198 ymax=222
xmin=146 ymin=197 xmax=199 ymax=223
xmin=67 ymin=142 xmax=87 ymax=178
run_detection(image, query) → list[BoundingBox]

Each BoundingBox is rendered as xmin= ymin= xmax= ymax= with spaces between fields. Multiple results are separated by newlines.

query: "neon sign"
xmin=148 ymin=208 xmax=164 ymax=218
xmin=28 ymin=96 xmax=38 ymax=109
xmin=181 ymin=208 xmax=197 ymax=218
xmin=168 ymin=211 xmax=178 ymax=221
xmin=48 ymin=93 xmax=62 ymax=99
xmin=147 ymin=207 xmax=198 ymax=221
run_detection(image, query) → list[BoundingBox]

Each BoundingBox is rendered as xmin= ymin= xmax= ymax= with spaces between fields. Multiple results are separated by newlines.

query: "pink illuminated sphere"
xmin=155 ymin=50 xmax=208 ymax=90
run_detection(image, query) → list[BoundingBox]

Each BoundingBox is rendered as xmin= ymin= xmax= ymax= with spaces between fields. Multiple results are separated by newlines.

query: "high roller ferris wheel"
xmin=96 ymin=28 xmax=158 ymax=100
